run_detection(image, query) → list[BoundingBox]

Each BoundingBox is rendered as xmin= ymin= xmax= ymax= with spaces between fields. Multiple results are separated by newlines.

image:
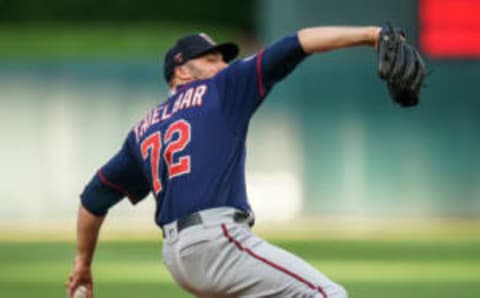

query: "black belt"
xmin=163 ymin=210 xmax=254 ymax=237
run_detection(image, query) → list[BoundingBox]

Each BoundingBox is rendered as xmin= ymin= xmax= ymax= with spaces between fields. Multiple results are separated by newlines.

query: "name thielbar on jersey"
xmin=134 ymin=84 xmax=207 ymax=142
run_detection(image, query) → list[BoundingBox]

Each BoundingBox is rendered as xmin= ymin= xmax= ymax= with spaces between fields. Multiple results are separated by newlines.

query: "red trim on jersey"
xmin=97 ymin=169 xmax=139 ymax=203
xmin=256 ymin=49 xmax=266 ymax=98
xmin=221 ymin=224 xmax=327 ymax=298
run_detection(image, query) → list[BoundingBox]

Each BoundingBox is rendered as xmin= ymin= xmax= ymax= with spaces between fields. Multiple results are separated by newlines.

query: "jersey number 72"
xmin=141 ymin=119 xmax=191 ymax=194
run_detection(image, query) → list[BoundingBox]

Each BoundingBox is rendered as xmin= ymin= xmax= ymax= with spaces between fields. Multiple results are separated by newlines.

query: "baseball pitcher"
xmin=66 ymin=24 xmax=425 ymax=298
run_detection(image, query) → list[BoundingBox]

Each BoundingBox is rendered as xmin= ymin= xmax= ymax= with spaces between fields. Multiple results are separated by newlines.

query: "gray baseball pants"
xmin=162 ymin=207 xmax=347 ymax=298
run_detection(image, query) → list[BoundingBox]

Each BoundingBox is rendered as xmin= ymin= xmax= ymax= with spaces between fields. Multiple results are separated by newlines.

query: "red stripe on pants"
xmin=221 ymin=224 xmax=327 ymax=298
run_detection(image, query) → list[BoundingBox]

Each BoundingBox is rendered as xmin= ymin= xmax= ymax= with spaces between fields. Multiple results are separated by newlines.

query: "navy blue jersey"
xmin=81 ymin=34 xmax=308 ymax=226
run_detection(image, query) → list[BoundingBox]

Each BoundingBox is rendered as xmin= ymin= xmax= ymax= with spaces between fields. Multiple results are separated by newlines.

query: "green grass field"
xmin=1 ymin=236 xmax=479 ymax=297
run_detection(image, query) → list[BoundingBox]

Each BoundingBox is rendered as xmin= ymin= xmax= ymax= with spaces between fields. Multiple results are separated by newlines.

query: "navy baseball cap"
xmin=164 ymin=33 xmax=239 ymax=83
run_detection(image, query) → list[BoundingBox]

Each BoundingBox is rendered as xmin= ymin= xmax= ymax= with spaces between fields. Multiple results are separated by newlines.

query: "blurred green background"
xmin=1 ymin=0 xmax=479 ymax=297
xmin=3 ymin=236 xmax=480 ymax=298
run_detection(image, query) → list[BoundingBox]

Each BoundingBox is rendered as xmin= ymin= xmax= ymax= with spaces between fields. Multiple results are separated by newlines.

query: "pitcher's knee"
xmin=315 ymin=283 xmax=347 ymax=298
xmin=329 ymin=283 xmax=348 ymax=298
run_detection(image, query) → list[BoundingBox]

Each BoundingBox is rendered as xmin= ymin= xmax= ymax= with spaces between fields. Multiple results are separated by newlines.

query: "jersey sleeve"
xmin=214 ymin=33 xmax=309 ymax=131
xmin=80 ymin=134 xmax=150 ymax=216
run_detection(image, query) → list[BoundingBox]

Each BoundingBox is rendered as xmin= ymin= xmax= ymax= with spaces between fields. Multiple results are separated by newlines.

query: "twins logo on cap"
xmin=174 ymin=52 xmax=184 ymax=64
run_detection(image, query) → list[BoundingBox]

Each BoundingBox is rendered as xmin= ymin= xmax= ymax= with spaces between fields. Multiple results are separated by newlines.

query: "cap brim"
xmin=215 ymin=42 xmax=239 ymax=62
xmin=195 ymin=42 xmax=239 ymax=62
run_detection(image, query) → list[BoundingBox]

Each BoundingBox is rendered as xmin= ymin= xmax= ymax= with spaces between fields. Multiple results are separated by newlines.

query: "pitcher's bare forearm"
xmin=298 ymin=26 xmax=381 ymax=53
xmin=66 ymin=205 xmax=104 ymax=298
xmin=76 ymin=204 xmax=105 ymax=266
